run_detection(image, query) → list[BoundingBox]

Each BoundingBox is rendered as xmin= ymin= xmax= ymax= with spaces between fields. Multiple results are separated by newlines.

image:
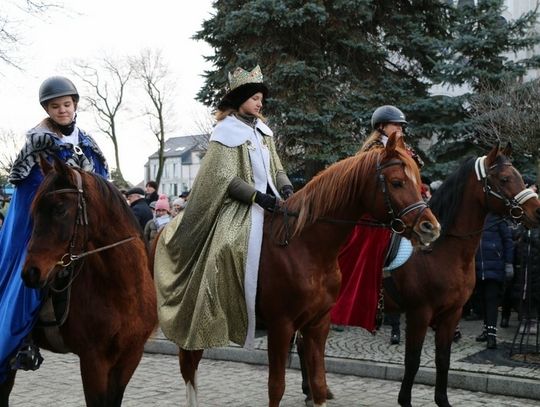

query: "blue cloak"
xmin=0 ymin=125 xmax=108 ymax=383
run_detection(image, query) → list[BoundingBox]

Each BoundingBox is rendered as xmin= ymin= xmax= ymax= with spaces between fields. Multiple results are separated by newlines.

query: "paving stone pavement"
xmin=8 ymin=350 xmax=540 ymax=406
xmin=7 ymin=313 xmax=540 ymax=406
xmin=143 ymin=312 xmax=540 ymax=402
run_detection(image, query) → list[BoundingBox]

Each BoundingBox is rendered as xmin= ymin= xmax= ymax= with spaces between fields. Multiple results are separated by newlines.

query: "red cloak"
xmin=330 ymin=224 xmax=392 ymax=332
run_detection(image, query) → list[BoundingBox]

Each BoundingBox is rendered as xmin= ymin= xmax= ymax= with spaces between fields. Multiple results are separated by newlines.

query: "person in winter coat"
xmin=474 ymin=212 xmax=514 ymax=349
xmin=144 ymin=194 xmax=171 ymax=246
xmin=126 ymin=187 xmax=153 ymax=231
xmin=501 ymin=177 xmax=539 ymax=329
xmin=0 ymin=76 xmax=108 ymax=383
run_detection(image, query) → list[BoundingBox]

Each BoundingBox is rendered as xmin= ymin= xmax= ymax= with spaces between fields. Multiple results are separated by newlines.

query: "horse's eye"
xmin=500 ymin=176 xmax=509 ymax=184
xmin=52 ymin=203 xmax=67 ymax=216
xmin=391 ymin=180 xmax=404 ymax=188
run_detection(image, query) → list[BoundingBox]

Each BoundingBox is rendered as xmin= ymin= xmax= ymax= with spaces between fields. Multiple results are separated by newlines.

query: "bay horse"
xmin=169 ymin=132 xmax=441 ymax=407
xmin=384 ymin=144 xmax=540 ymax=407
xmin=0 ymin=157 xmax=157 ymax=406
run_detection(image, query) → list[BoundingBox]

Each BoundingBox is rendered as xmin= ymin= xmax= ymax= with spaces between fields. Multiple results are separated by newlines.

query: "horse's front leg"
xmin=0 ymin=369 xmax=16 ymax=407
xmin=433 ymin=313 xmax=461 ymax=407
xmin=79 ymin=351 xmax=116 ymax=407
xmin=300 ymin=314 xmax=331 ymax=407
xmin=398 ymin=311 xmax=430 ymax=407
xmin=266 ymin=321 xmax=295 ymax=407
xmin=179 ymin=349 xmax=203 ymax=407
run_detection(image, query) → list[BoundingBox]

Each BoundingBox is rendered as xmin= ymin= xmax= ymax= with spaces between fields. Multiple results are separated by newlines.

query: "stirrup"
xmin=10 ymin=342 xmax=44 ymax=371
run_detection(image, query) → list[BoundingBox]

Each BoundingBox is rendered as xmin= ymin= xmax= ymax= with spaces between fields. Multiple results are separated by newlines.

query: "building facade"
xmin=144 ymin=134 xmax=208 ymax=197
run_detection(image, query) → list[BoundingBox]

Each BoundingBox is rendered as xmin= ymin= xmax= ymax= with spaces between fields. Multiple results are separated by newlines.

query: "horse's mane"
xmin=282 ymin=144 xmax=420 ymax=236
xmin=428 ymin=157 xmax=475 ymax=235
xmin=83 ymin=172 xmax=143 ymax=235
xmin=34 ymin=168 xmax=142 ymax=236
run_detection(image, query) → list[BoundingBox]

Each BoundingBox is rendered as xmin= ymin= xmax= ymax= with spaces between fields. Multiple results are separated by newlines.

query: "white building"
xmin=144 ymin=135 xmax=208 ymax=197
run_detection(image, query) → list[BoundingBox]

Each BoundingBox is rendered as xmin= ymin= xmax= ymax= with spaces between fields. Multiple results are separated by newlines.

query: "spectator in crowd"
xmin=502 ymin=176 xmax=539 ymax=333
xmin=145 ymin=181 xmax=159 ymax=204
xmin=126 ymin=187 xmax=153 ymax=231
xmin=474 ymin=212 xmax=514 ymax=349
xmin=144 ymin=195 xmax=171 ymax=246
xmin=171 ymin=198 xmax=184 ymax=217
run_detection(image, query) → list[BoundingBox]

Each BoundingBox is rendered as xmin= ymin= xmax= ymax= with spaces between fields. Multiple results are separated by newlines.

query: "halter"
xmin=376 ymin=158 xmax=427 ymax=234
xmin=474 ymin=156 xmax=538 ymax=220
xmin=42 ymin=169 xmax=135 ymax=288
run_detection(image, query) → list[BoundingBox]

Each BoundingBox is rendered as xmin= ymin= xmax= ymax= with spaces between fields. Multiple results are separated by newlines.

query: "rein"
xmin=272 ymin=158 xmax=427 ymax=246
xmin=447 ymin=156 xmax=538 ymax=239
xmin=43 ymin=169 xmax=136 ymax=288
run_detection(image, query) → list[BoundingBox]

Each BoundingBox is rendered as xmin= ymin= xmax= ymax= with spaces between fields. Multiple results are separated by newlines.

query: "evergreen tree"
xmin=420 ymin=0 xmax=540 ymax=180
xmin=195 ymin=0 xmax=540 ymax=183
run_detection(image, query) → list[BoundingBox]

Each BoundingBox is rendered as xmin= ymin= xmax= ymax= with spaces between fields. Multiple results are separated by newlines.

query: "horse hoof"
xmin=326 ymin=387 xmax=334 ymax=400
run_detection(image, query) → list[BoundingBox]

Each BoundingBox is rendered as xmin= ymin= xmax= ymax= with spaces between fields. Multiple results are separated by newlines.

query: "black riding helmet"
xmin=39 ymin=76 xmax=80 ymax=107
xmin=371 ymin=105 xmax=407 ymax=129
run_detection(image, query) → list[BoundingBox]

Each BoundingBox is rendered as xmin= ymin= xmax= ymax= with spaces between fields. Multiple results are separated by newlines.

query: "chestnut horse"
xmin=171 ymin=132 xmax=441 ymax=407
xmin=0 ymin=158 xmax=157 ymax=407
xmin=384 ymin=144 xmax=540 ymax=407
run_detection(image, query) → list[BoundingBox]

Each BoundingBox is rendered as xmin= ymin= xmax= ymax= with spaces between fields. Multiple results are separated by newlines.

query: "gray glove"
xmin=280 ymin=185 xmax=294 ymax=200
xmin=505 ymin=263 xmax=514 ymax=281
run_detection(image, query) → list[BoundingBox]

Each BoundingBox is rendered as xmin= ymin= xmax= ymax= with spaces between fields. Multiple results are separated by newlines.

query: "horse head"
xmin=22 ymin=155 xmax=141 ymax=289
xmin=480 ymin=142 xmax=540 ymax=228
xmin=372 ymin=131 xmax=440 ymax=247
xmin=21 ymin=156 xmax=85 ymax=288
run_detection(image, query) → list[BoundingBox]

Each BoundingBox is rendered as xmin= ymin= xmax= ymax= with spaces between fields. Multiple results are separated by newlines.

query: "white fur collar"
xmin=210 ymin=115 xmax=273 ymax=147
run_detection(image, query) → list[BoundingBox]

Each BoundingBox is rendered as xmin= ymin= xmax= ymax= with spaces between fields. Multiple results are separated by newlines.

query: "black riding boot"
xmin=9 ymin=339 xmax=43 ymax=371
xmin=486 ymin=325 xmax=497 ymax=350
xmin=475 ymin=325 xmax=488 ymax=342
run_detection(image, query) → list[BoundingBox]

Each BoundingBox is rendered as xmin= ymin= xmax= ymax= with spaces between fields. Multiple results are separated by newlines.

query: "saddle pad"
xmin=383 ymin=237 xmax=413 ymax=272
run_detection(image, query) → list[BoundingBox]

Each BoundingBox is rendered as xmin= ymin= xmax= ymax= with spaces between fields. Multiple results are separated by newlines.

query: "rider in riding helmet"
xmin=0 ymin=76 xmax=108 ymax=384
xmin=330 ymin=105 xmax=423 ymax=344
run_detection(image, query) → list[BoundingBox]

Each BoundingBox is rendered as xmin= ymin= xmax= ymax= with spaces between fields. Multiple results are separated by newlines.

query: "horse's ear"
xmin=501 ymin=141 xmax=512 ymax=158
xmin=485 ymin=142 xmax=500 ymax=166
xmin=385 ymin=131 xmax=401 ymax=157
xmin=38 ymin=154 xmax=53 ymax=176
xmin=51 ymin=155 xmax=72 ymax=180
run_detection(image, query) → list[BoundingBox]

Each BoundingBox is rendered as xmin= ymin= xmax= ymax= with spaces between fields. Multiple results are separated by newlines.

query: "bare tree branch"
xmin=70 ymin=56 xmax=133 ymax=182
xmin=1 ymin=1 xmax=63 ymax=70
xmin=130 ymin=48 xmax=176 ymax=185
xmin=0 ymin=128 xmax=24 ymax=176
xmin=470 ymin=78 xmax=540 ymax=177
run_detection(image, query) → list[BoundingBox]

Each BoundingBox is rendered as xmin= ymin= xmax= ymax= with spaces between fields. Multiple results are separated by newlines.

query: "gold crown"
xmin=228 ymin=65 xmax=264 ymax=91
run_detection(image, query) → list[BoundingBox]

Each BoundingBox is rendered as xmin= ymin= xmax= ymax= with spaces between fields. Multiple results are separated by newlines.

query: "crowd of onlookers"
xmin=121 ymin=181 xmax=189 ymax=247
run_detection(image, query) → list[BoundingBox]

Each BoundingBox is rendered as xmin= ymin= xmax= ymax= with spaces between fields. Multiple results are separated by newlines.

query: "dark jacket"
xmin=145 ymin=191 xmax=159 ymax=204
xmin=130 ymin=198 xmax=153 ymax=231
xmin=475 ymin=213 xmax=514 ymax=282
xmin=513 ymin=225 xmax=540 ymax=305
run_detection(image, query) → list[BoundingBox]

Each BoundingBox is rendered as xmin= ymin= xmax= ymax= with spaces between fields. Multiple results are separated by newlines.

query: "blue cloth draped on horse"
xmin=0 ymin=125 xmax=108 ymax=383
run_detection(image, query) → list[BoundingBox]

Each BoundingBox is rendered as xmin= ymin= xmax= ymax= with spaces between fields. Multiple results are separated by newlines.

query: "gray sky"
xmin=1 ymin=0 xmax=214 ymax=184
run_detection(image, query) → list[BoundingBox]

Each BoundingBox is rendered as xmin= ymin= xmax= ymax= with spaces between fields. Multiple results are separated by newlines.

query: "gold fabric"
xmin=154 ymin=137 xmax=285 ymax=350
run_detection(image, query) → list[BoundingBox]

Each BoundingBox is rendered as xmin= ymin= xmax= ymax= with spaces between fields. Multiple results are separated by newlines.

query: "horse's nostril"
xmin=22 ymin=267 xmax=41 ymax=288
xmin=420 ymin=221 xmax=433 ymax=231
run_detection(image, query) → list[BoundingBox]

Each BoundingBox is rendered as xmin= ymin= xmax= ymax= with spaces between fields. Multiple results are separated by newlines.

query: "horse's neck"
xmin=441 ymin=179 xmax=488 ymax=256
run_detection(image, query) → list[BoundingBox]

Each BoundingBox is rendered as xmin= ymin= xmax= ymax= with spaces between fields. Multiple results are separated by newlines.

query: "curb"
xmin=144 ymin=338 xmax=540 ymax=401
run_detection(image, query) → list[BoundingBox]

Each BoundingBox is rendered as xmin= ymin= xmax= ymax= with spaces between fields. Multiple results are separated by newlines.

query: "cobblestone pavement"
xmin=8 ymin=350 xmax=540 ymax=406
